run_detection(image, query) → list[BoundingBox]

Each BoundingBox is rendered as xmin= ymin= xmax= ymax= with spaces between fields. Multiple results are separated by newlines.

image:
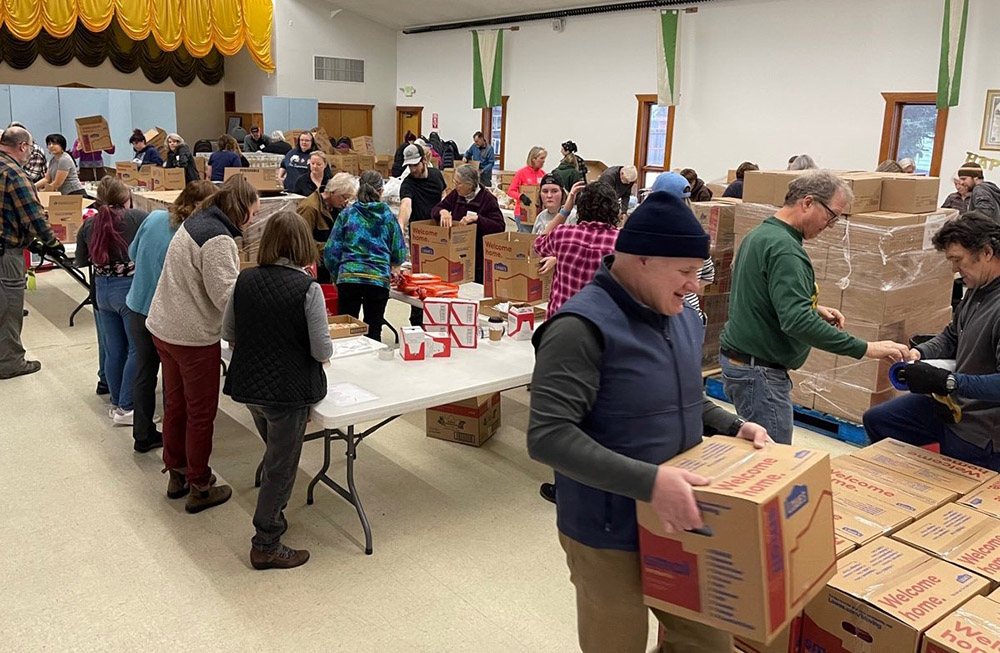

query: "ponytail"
xmin=356 ymin=170 xmax=383 ymax=204
xmin=89 ymin=205 xmax=128 ymax=266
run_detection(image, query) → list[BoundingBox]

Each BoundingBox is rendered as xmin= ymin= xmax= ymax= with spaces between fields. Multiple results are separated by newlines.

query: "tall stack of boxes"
xmin=734 ymin=170 xmax=957 ymax=423
xmin=690 ymin=199 xmax=739 ymax=370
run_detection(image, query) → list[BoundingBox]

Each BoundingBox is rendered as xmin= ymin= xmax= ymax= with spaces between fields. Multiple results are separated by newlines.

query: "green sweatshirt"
xmin=720 ymin=217 xmax=867 ymax=369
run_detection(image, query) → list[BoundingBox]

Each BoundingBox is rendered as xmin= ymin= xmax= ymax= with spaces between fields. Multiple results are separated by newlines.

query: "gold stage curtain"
xmin=0 ymin=0 xmax=273 ymax=72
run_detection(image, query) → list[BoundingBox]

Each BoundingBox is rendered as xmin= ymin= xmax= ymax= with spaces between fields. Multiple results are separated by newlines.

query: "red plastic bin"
xmin=319 ymin=283 xmax=338 ymax=316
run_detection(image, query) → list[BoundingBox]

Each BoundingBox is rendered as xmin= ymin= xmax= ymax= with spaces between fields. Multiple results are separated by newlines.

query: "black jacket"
xmin=166 ymin=145 xmax=199 ymax=184
xmin=223 ymin=266 xmax=327 ymax=407
xmin=970 ymin=181 xmax=1000 ymax=222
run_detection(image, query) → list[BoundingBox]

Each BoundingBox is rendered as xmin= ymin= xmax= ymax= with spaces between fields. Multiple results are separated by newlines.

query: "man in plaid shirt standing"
xmin=0 ymin=125 xmax=63 ymax=378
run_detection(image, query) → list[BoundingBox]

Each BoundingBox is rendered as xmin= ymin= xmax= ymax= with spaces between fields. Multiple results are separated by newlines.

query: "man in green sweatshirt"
xmin=719 ymin=170 xmax=910 ymax=443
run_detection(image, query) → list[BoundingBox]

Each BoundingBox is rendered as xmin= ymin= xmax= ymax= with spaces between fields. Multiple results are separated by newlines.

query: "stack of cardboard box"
xmin=734 ymin=171 xmax=957 ymax=423
xmin=690 ymin=198 xmax=740 ymax=369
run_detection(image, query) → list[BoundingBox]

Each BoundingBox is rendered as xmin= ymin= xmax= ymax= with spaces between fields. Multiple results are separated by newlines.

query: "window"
xmin=481 ymin=95 xmax=508 ymax=170
xmin=634 ymin=94 xmax=675 ymax=188
xmin=314 ymin=56 xmax=365 ymax=83
xmin=879 ymin=93 xmax=949 ymax=176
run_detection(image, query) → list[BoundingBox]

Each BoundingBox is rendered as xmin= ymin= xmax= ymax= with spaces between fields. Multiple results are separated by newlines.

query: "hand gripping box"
xmin=893 ymin=503 xmax=1000 ymax=587
xmin=921 ymin=595 xmax=1000 ymax=653
xmin=410 ymin=221 xmax=475 ymax=284
xmin=801 ymin=537 xmax=990 ymax=653
xmin=637 ymin=436 xmax=836 ymax=644
xmin=852 ymin=439 xmax=997 ymax=495
xmin=830 ymin=457 xmax=957 ymax=520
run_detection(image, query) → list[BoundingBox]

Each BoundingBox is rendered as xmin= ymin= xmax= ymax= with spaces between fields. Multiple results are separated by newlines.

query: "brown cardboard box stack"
xmin=735 ymin=171 xmax=956 ymax=423
xmin=690 ymin=199 xmax=739 ymax=369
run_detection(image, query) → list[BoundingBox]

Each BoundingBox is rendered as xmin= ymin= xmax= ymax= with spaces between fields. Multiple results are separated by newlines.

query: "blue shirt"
xmin=208 ymin=151 xmax=243 ymax=182
xmin=126 ymin=210 xmax=176 ymax=315
xmin=464 ymin=143 xmax=495 ymax=174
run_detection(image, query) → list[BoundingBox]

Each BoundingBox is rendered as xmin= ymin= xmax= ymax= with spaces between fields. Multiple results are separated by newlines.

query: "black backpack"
xmin=193 ymin=139 xmax=213 ymax=153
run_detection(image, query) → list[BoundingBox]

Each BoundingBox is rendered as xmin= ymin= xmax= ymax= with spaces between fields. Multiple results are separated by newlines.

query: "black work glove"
xmin=44 ymin=240 xmax=66 ymax=260
xmin=519 ymin=193 xmax=532 ymax=207
xmin=26 ymin=239 xmax=46 ymax=255
xmin=899 ymin=362 xmax=952 ymax=395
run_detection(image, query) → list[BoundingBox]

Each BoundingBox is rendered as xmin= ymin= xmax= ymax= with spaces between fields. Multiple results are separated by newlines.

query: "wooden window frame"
xmin=396 ymin=105 xmax=423 ymax=145
xmin=481 ymin=95 xmax=509 ymax=170
xmin=878 ymin=92 xmax=948 ymax=177
xmin=633 ymin=94 xmax=675 ymax=186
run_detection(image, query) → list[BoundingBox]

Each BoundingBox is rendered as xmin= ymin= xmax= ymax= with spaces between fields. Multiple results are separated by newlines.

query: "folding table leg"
xmin=344 ymin=425 xmax=373 ymax=555
xmin=306 ymin=429 xmax=333 ymax=505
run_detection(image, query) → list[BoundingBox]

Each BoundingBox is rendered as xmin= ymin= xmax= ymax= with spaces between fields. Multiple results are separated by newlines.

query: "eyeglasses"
xmin=815 ymin=198 xmax=845 ymax=226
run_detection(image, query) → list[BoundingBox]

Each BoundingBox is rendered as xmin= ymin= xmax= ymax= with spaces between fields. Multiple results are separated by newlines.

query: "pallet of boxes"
xmin=735 ymin=170 xmax=957 ymax=426
xmin=690 ymin=198 xmax=740 ymax=370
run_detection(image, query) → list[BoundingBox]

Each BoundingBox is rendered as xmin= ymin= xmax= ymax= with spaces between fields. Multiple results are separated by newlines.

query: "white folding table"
xmin=244 ymin=337 xmax=535 ymax=555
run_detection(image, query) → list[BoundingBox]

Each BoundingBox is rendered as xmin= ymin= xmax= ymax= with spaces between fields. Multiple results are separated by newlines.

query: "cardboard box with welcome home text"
xmin=830 ymin=457 xmax=957 ymax=520
xmin=920 ymin=595 xmax=1000 ymax=653
xmin=409 ymin=220 xmax=475 ymax=284
xmin=893 ymin=503 xmax=1000 ymax=588
xmin=637 ymin=436 xmax=836 ymax=644
xmin=482 ymin=232 xmax=551 ymax=303
xmin=854 ymin=438 xmax=997 ymax=496
xmin=801 ymin=537 xmax=990 ymax=653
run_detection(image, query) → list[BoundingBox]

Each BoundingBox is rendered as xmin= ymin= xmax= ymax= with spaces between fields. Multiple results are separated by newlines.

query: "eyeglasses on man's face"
xmin=815 ymin=198 xmax=845 ymax=226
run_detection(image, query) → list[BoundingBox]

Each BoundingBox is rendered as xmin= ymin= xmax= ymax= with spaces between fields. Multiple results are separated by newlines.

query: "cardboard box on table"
xmin=920 ymin=595 xmax=1000 ymax=653
xmin=800 ymin=537 xmax=990 ymax=653
xmin=637 ymin=436 xmax=836 ymax=644
xmin=116 ymin=161 xmax=152 ymax=188
xmin=442 ymin=169 xmax=456 ymax=193
xmin=150 ymin=166 xmax=186 ymax=190
xmin=742 ymin=170 xmax=807 ymax=206
xmin=839 ymin=173 xmax=884 ymax=213
xmin=45 ymin=194 xmax=92 ymax=242
xmin=425 ymin=393 xmax=501 ymax=446
xmin=356 ymin=154 xmax=376 ymax=173
xmin=224 ymin=167 xmax=281 ymax=194
xmin=892 ymin=503 xmax=1000 ymax=587
xmin=483 ymin=232 xmax=552 ymax=303
xmin=351 ymin=136 xmax=375 ymax=157
xmin=74 ymin=115 xmax=111 ymax=153
xmin=854 ymin=438 xmax=998 ymax=496
xmin=327 ymin=315 xmax=368 ymax=339
xmin=960 ymin=477 xmax=1000 ymax=519
xmin=829 ymin=457 xmax=957 ymax=520
xmin=374 ymin=155 xmax=392 ymax=179
xmin=409 ymin=220 xmax=475 ymax=284
xmin=330 ymin=154 xmax=360 ymax=176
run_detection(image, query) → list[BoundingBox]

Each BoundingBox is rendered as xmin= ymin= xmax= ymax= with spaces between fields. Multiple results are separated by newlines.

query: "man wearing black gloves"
xmin=0 ymin=125 xmax=63 ymax=379
xmin=527 ymin=191 xmax=771 ymax=652
xmin=863 ymin=212 xmax=1000 ymax=470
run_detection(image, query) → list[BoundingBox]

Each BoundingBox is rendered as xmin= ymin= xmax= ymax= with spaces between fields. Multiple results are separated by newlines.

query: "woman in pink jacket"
xmin=507 ymin=146 xmax=547 ymax=232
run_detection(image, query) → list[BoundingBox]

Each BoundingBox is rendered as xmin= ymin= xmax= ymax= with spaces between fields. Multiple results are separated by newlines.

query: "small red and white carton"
xmin=507 ymin=304 xmax=537 ymax=341
xmin=448 ymin=298 xmax=479 ymax=326
xmin=451 ymin=325 xmax=478 ymax=349
xmin=425 ymin=329 xmax=452 ymax=358
xmin=422 ymin=298 xmax=452 ymax=326
xmin=400 ymin=326 xmax=427 ymax=361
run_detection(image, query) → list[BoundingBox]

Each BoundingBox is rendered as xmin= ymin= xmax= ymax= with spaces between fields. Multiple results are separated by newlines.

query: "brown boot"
xmin=185 ymin=483 xmax=232 ymax=514
xmin=250 ymin=544 xmax=310 ymax=570
xmin=164 ymin=469 xmax=216 ymax=500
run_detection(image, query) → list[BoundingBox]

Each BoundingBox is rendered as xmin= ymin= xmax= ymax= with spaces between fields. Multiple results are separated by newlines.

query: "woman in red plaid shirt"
xmin=533 ymin=180 xmax=621 ymax=319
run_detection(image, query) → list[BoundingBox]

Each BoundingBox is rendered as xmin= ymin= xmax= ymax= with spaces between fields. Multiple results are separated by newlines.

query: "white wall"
xmin=397 ymin=0 xmax=1000 ymax=199
xmin=0 ymin=58 xmax=223 ymax=145
xmin=272 ymin=1 xmax=398 ymax=152
xmin=224 ymin=48 xmax=276 ymax=115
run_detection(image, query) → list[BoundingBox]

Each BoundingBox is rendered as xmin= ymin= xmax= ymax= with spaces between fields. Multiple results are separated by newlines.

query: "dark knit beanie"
xmin=615 ymin=191 xmax=709 ymax=259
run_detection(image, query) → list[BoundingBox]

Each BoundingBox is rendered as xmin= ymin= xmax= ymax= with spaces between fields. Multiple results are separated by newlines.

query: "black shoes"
xmin=0 ymin=360 xmax=41 ymax=379
xmin=540 ymin=483 xmax=556 ymax=504
xmin=134 ymin=432 xmax=164 ymax=453
xmin=96 ymin=381 xmax=110 ymax=395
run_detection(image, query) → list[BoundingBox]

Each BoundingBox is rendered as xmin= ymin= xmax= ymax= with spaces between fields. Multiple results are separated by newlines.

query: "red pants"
xmin=152 ymin=337 xmax=221 ymax=487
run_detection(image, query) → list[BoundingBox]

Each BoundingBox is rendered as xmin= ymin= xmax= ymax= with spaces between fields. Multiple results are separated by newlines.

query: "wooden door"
xmin=317 ymin=103 xmax=374 ymax=141
xmin=318 ymin=107 xmax=343 ymax=140
xmin=396 ymin=106 xmax=422 ymax=145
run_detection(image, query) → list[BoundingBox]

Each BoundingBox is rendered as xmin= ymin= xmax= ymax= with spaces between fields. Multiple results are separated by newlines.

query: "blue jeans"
xmin=863 ymin=393 xmax=1000 ymax=471
xmin=93 ymin=285 xmax=108 ymax=385
xmin=720 ymin=354 xmax=794 ymax=444
xmin=95 ymin=276 xmax=136 ymax=410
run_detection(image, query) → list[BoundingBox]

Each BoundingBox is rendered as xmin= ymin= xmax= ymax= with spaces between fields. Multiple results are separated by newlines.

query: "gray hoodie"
xmin=917 ymin=275 xmax=1000 ymax=449
xmin=970 ymin=180 xmax=1000 ymax=222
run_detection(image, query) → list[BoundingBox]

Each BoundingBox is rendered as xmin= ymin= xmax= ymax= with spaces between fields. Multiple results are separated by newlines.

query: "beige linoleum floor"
xmin=2 ymin=269 xmax=858 ymax=652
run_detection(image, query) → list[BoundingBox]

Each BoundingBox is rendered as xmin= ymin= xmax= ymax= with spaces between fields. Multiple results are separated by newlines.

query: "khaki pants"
xmin=559 ymin=532 xmax=733 ymax=653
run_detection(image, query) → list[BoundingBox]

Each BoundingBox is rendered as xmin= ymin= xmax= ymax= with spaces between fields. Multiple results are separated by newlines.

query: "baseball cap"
xmin=403 ymin=143 xmax=424 ymax=166
xmin=650 ymin=171 xmax=691 ymax=199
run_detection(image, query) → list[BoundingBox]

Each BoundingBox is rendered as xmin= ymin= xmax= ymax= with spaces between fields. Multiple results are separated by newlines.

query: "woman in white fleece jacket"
xmin=146 ymin=175 xmax=259 ymax=514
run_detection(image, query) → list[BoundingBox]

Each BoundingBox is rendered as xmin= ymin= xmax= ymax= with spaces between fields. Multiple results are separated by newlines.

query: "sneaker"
xmin=185 ymin=484 xmax=233 ymax=514
xmin=250 ymin=544 xmax=310 ymax=570
xmin=539 ymin=483 xmax=556 ymax=504
xmin=0 ymin=360 xmax=41 ymax=379
xmin=112 ymin=408 xmax=134 ymax=426
xmin=164 ymin=469 xmax=217 ymax=500
xmin=108 ymin=406 xmax=118 ymax=420
xmin=133 ymin=432 xmax=163 ymax=453
xmin=96 ymin=381 xmax=110 ymax=396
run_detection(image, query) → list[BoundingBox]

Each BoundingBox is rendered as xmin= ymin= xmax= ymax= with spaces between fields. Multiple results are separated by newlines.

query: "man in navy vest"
xmin=527 ymin=191 xmax=770 ymax=652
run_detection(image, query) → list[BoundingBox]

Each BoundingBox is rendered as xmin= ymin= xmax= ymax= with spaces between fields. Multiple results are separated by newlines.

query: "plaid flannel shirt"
xmin=533 ymin=221 xmax=620 ymax=319
xmin=0 ymin=151 xmax=54 ymax=250
xmin=21 ymin=143 xmax=46 ymax=183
